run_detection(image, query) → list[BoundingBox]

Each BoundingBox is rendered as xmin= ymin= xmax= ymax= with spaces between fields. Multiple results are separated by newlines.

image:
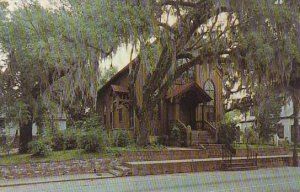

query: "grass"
xmin=0 ymin=145 xmax=166 ymax=166
xmin=0 ymin=150 xmax=103 ymax=165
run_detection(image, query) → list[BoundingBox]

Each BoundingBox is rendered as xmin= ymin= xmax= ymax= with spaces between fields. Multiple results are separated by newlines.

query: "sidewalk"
xmin=1 ymin=167 xmax=300 ymax=192
xmin=0 ymin=172 xmax=115 ymax=188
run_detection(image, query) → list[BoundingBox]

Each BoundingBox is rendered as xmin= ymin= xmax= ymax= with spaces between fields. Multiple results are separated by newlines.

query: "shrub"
xmin=280 ymin=137 xmax=290 ymax=151
xmin=0 ymin=134 xmax=15 ymax=156
xmin=156 ymin=135 xmax=168 ymax=146
xmin=113 ymin=130 xmax=132 ymax=147
xmin=242 ymin=127 xmax=259 ymax=145
xmin=78 ymin=114 xmax=101 ymax=131
xmin=218 ymin=121 xmax=238 ymax=145
xmin=64 ymin=129 xmax=78 ymax=150
xmin=28 ymin=138 xmax=52 ymax=157
xmin=77 ymin=128 xmax=105 ymax=153
xmin=170 ymin=121 xmax=187 ymax=147
xmin=51 ymin=130 xmax=64 ymax=151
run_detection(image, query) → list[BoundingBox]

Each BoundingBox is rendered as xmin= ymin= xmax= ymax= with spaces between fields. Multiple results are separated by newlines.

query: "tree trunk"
xmin=19 ymin=119 xmax=33 ymax=154
xmin=136 ymin=106 xmax=155 ymax=146
xmin=292 ymin=89 xmax=299 ymax=167
xmin=137 ymin=117 xmax=149 ymax=146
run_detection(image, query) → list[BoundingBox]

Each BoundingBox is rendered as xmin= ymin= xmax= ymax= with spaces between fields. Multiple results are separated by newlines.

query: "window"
xmin=103 ymin=107 xmax=107 ymax=125
xmin=277 ymin=124 xmax=284 ymax=138
xmin=157 ymin=104 xmax=161 ymax=120
xmin=250 ymin=108 xmax=255 ymax=116
xmin=236 ymin=126 xmax=241 ymax=142
xmin=0 ymin=119 xmax=4 ymax=135
xmin=290 ymin=125 xmax=300 ymax=142
xmin=119 ymin=108 xmax=123 ymax=122
xmin=110 ymin=112 xmax=113 ymax=125
xmin=204 ymin=80 xmax=216 ymax=122
xmin=130 ymin=107 xmax=134 ymax=127
xmin=204 ymin=80 xmax=215 ymax=106
xmin=291 ymin=125 xmax=294 ymax=141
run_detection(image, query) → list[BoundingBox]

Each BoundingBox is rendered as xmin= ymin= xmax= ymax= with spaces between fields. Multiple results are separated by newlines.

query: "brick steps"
xmin=224 ymin=166 xmax=258 ymax=171
xmin=222 ymin=160 xmax=258 ymax=171
xmin=191 ymin=131 xmax=215 ymax=146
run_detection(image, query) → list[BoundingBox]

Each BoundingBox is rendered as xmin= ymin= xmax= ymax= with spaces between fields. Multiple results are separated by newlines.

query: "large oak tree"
xmin=0 ymin=1 xmax=299 ymax=166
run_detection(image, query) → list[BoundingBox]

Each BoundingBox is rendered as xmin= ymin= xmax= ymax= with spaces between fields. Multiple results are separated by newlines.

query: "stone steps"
xmin=191 ymin=130 xmax=215 ymax=146
xmin=115 ymin=165 xmax=132 ymax=176
xmin=108 ymin=169 xmax=123 ymax=177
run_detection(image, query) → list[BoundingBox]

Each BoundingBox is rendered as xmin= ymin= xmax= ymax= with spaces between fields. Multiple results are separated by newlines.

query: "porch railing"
xmin=221 ymin=144 xmax=233 ymax=163
xmin=203 ymin=120 xmax=217 ymax=136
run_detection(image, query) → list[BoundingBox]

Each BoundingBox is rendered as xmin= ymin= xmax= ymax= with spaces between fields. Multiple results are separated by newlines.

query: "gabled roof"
xmin=166 ymin=82 xmax=212 ymax=103
xmin=98 ymin=58 xmax=138 ymax=96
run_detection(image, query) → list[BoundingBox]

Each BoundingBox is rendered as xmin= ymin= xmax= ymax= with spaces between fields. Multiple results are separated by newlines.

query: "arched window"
xmin=204 ymin=80 xmax=215 ymax=106
xmin=204 ymin=80 xmax=216 ymax=122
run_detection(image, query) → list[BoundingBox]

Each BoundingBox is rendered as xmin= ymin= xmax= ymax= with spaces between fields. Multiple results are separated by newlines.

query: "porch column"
xmin=201 ymin=103 xmax=205 ymax=129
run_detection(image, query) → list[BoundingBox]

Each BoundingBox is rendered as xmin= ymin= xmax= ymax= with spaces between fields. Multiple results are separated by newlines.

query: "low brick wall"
xmin=236 ymin=148 xmax=288 ymax=157
xmin=257 ymin=156 xmax=292 ymax=168
xmin=120 ymin=150 xmax=209 ymax=162
xmin=0 ymin=159 xmax=112 ymax=179
xmin=120 ymin=147 xmax=289 ymax=162
xmin=128 ymin=160 xmax=222 ymax=176
xmin=128 ymin=156 xmax=298 ymax=176
xmin=0 ymin=147 xmax=291 ymax=179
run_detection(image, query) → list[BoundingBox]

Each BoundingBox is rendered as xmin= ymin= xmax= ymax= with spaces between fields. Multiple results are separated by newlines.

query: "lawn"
xmin=0 ymin=150 xmax=102 ymax=165
xmin=0 ymin=145 xmax=166 ymax=166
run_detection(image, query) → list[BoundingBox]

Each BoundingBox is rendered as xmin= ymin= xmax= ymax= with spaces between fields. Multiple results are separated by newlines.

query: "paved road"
xmin=2 ymin=167 xmax=300 ymax=192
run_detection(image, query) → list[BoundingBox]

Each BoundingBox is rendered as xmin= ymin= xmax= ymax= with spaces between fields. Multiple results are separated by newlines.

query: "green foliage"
xmin=74 ymin=114 xmax=101 ymax=131
xmin=0 ymin=134 xmax=15 ymax=156
xmin=51 ymin=130 xmax=65 ymax=151
xmin=99 ymin=66 xmax=118 ymax=87
xmin=28 ymin=138 xmax=52 ymax=157
xmin=170 ymin=121 xmax=187 ymax=147
xmin=218 ymin=120 xmax=238 ymax=145
xmin=64 ymin=129 xmax=78 ymax=150
xmin=279 ymin=137 xmax=290 ymax=151
xmin=156 ymin=135 xmax=168 ymax=146
xmin=242 ymin=127 xmax=259 ymax=145
xmin=112 ymin=130 xmax=132 ymax=147
xmin=253 ymin=86 xmax=282 ymax=143
xmin=77 ymin=128 xmax=105 ymax=153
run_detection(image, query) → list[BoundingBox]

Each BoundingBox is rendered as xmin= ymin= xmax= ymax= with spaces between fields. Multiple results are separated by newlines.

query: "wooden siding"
xmin=97 ymin=62 xmax=224 ymax=138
